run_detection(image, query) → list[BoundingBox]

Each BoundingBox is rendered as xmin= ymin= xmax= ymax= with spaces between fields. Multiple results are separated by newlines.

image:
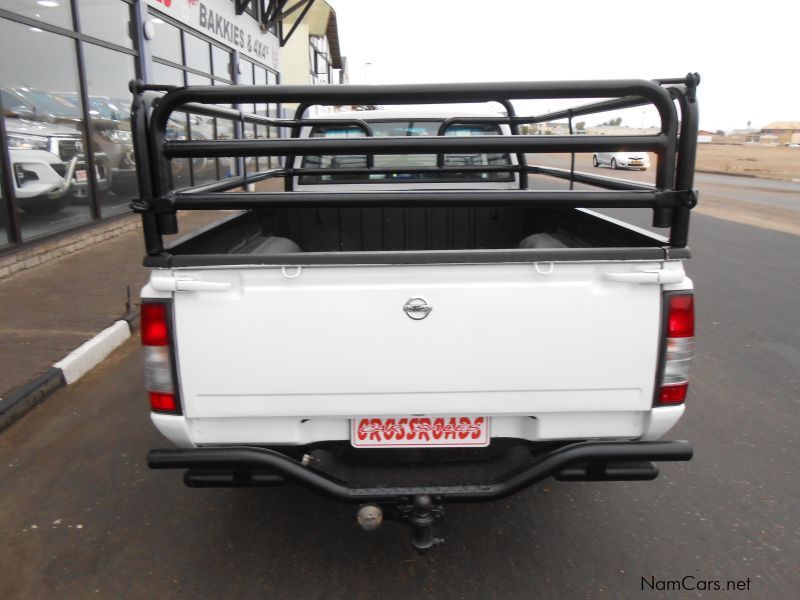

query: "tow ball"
xmin=357 ymin=494 xmax=446 ymax=552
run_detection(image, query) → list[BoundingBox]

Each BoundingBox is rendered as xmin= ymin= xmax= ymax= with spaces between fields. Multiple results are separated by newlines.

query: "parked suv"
xmin=5 ymin=117 xmax=79 ymax=213
xmin=54 ymin=93 xmax=137 ymax=197
xmin=2 ymin=87 xmax=111 ymax=201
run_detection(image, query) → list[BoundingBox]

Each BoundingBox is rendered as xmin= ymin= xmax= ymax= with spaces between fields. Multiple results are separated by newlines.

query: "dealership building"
xmin=0 ymin=0 xmax=345 ymax=263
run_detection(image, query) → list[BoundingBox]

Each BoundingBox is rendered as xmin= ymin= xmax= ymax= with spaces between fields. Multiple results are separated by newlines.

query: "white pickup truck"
xmin=132 ymin=76 xmax=699 ymax=550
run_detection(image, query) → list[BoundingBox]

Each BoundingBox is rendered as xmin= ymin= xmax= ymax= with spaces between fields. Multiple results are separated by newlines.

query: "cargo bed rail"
xmin=129 ymin=75 xmax=700 ymax=259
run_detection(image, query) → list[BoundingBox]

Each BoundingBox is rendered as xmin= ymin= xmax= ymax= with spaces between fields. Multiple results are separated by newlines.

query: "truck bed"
xmin=159 ymin=205 xmax=679 ymax=266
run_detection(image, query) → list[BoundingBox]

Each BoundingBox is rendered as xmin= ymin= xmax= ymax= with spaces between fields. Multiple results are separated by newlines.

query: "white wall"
xmin=280 ymin=23 xmax=312 ymax=85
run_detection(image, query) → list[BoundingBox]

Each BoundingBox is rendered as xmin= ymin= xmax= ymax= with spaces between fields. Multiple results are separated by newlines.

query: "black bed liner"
xmin=145 ymin=203 xmax=688 ymax=268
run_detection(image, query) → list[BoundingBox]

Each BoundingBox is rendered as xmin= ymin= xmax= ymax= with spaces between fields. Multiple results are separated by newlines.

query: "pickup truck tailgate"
xmin=167 ymin=262 xmax=671 ymax=419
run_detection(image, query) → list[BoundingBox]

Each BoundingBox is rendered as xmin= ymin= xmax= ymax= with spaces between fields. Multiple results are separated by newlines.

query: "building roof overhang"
xmin=240 ymin=0 xmax=340 ymax=65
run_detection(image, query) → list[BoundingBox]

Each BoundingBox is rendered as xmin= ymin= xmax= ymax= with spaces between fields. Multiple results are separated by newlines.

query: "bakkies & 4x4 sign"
xmin=147 ymin=0 xmax=279 ymax=68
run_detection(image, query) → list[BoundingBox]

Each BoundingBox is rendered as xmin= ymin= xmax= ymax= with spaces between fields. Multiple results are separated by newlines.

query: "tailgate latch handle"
xmin=603 ymin=270 xmax=684 ymax=284
xmin=151 ymin=275 xmax=232 ymax=292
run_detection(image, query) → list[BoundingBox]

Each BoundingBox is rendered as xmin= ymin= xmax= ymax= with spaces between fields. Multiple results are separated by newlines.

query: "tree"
xmin=576 ymin=121 xmax=586 ymax=131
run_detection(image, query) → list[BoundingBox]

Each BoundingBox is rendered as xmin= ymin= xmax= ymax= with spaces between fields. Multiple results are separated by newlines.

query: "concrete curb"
xmin=0 ymin=312 xmax=139 ymax=432
xmin=0 ymin=368 xmax=66 ymax=432
xmin=55 ymin=321 xmax=131 ymax=385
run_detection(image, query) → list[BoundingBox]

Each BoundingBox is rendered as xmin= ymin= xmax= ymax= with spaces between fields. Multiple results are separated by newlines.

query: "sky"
xmin=329 ymin=0 xmax=799 ymax=132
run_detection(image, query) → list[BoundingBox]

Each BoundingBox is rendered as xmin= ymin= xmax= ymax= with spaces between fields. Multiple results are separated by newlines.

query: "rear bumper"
xmin=148 ymin=439 xmax=692 ymax=502
xmin=150 ymin=407 xmax=687 ymax=446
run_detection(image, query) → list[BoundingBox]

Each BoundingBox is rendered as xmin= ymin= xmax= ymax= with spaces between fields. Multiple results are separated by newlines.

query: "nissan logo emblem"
xmin=403 ymin=297 xmax=432 ymax=320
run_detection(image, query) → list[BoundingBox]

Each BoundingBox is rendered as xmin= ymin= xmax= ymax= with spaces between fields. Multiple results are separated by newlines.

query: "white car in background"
xmin=592 ymin=152 xmax=650 ymax=170
xmin=9 ymin=148 xmax=76 ymax=214
xmin=6 ymin=119 xmax=79 ymax=213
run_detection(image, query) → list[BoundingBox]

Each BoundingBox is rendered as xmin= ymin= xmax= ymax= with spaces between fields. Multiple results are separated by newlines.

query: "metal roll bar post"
xmin=668 ymin=74 xmax=701 ymax=247
xmin=568 ymin=110 xmax=575 ymax=190
xmin=496 ymin=99 xmax=529 ymax=190
xmin=130 ymin=82 xmax=166 ymax=254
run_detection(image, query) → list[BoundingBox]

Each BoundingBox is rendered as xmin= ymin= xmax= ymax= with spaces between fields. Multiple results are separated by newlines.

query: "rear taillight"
xmin=141 ymin=301 xmax=180 ymax=414
xmin=656 ymin=293 xmax=694 ymax=405
xmin=141 ymin=303 xmax=169 ymax=346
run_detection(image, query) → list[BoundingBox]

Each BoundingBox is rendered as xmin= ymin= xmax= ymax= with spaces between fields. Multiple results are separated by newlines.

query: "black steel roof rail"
xmin=497 ymin=74 xmax=700 ymax=235
xmin=161 ymin=133 xmax=673 ymax=159
xmin=133 ymin=76 xmax=699 ymax=256
xmin=147 ymin=79 xmax=680 ymax=199
xmin=166 ymin=189 xmax=686 ymax=211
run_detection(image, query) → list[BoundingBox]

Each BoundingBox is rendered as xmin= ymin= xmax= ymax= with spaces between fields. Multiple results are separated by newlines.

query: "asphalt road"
xmin=1 ymin=175 xmax=798 ymax=598
xmin=531 ymin=154 xmax=800 ymax=236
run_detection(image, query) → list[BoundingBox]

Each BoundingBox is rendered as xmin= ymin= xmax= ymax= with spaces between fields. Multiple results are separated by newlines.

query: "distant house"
xmin=584 ymin=125 xmax=660 ymax=136
xmin=760 ymin=121 xmax=800 ymax=144
xmin=729 ymin=129 xmax=760 ymax=143
xmin=531 ymin=122 xmax=571 ymax=135
xmin=697 ymin=130 xmax=713 ymax=143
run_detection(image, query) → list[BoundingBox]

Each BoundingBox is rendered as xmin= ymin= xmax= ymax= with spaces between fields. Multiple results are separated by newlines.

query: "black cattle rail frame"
xmin=129 ymin=75 xmax=700 ymax=262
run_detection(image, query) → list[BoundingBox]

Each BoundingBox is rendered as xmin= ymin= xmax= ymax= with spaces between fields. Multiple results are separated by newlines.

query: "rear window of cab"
xmin=299 ymin=120 xmax=513 ymax=184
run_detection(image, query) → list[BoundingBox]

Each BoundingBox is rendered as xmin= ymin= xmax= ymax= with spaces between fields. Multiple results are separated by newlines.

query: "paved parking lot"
xmin=1 ymin=173 xmax=798 ymax=598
